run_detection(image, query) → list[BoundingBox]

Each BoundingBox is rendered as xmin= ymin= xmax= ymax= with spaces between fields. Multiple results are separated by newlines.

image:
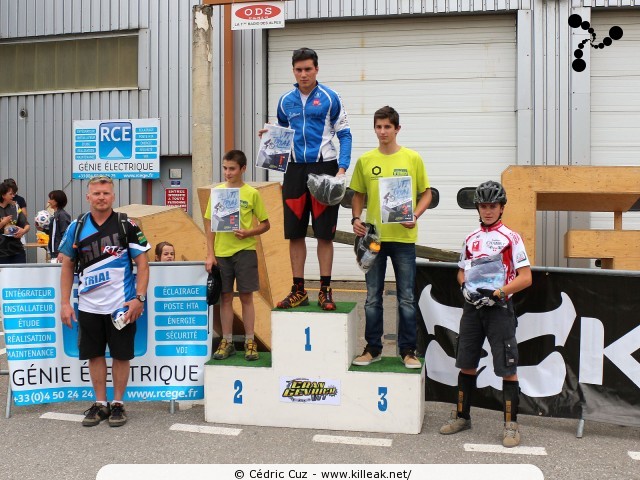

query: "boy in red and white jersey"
xmin=439 ymin=181 xmax=532 ymax=448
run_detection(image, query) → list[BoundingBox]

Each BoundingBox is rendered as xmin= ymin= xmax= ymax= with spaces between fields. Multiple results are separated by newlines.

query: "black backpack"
xmin=72 ymin=211 xmax=130 ymax=274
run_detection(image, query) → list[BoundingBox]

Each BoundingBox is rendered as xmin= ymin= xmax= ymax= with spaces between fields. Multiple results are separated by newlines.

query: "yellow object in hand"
xmin=36 ymin=231 xmax=50 ymax=245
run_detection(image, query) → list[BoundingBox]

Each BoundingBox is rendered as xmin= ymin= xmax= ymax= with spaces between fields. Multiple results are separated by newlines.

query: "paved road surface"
xmin=1 ymin=282 xmax=638 ymax=480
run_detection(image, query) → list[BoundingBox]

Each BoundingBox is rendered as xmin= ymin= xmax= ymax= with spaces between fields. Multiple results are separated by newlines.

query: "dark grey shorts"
xmin=216 ymin=249 xmax=259 ymax=293
xmin=455 ymin=301 xmax=518 ymax=377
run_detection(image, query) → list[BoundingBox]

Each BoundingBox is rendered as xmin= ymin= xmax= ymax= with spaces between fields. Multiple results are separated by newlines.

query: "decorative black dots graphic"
xmin=568 ymin=14 xmax=623 ymax=72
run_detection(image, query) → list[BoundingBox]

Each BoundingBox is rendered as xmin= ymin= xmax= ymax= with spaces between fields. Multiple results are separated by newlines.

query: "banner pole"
xmin=576 ymin=416 xmax=585 ymax=438
xmin=1 ymin=370 xmax=11 ymax=418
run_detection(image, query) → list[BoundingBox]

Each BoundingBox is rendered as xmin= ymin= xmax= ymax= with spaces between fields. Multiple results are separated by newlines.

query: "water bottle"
xmin=111 ymin=306 xmax=129 ymax=330
xmin=360 ymin=241 xmax=381 ymax=272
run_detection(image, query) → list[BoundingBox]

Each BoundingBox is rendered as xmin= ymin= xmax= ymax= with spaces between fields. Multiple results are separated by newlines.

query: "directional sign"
xmin=165 ymin=188 xmax=189 ymax=213
xmin=72 ymin=118 xmax=160 ymax=179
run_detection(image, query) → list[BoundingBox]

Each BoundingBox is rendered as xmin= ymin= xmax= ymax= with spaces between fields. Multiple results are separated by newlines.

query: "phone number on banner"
xmin=13 ymin=387 xmax=96 ymax=405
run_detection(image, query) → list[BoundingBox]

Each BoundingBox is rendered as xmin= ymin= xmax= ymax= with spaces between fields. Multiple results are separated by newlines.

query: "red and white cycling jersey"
xmin=460 ymin=221 xmax=530 ymax=286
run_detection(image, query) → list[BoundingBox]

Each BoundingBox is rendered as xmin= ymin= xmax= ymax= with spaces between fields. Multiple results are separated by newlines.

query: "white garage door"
xmin=591 ymin=10 xmax=640 ymax=231
xmin=268 ymin=14 xmax=517 ymax=280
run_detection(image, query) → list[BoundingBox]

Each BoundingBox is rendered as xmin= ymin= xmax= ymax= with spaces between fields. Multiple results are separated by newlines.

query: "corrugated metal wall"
xmin=224 ymin=0 xmax=639 ymax=268
xmin=576 ymin=0 xmax=640 ymax=6
xmin=0 ymin=0 xmax=197 ymax=228
xmin=281 ymin=0 xmax=528 ymax=17
xmin=210 ymin=0 xmax=533 ymax=183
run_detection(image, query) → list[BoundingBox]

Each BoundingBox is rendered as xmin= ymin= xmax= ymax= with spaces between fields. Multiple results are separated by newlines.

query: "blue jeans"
xmin=364 ymin=242 xmax=417 ymax=354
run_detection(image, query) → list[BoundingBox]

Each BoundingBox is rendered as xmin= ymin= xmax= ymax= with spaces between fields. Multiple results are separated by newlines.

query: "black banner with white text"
xmin=417 ymin=263 xmax=640 ymax=427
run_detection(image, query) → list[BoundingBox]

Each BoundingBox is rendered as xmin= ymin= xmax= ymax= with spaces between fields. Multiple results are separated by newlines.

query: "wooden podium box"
xmin=115 ymin=204 xmax=207 ymax=262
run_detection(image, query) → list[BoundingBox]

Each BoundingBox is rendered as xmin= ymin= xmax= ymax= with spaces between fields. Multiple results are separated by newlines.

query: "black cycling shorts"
xmin=77 ymin=310 xmax=136 ymax=361
xmin=455 ymin=300 xmax=518 ymax=377
xmin=282 ymin=160 xmax=340 ymax=240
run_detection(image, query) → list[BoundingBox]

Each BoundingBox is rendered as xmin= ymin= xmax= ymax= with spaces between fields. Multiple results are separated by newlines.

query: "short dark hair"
xmin=155 ymin=241 xmax=174 ymax=259
xmin=0 ymin=181 xmax=15 ymax=197
xmin=3 ymin=178 xmax=17 ymax=193
xmin=0 ymin=182 xmax=16 ymax=197
xmin=48 ymin=190 xmax=68 ymax=209
xmin=292 ymin=47 xmax=318 ymax=67
xmin=223 ymin=149 xmax=247 ymax=169
xmin=373 ymin=106 xmax=400 ymax=129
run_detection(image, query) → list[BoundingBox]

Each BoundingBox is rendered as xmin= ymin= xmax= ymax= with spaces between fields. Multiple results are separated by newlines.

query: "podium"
xmin=204 ymin=303 xmax=425 ymax=434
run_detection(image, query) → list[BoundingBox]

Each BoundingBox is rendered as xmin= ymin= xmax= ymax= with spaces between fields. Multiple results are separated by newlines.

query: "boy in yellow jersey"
xmin=350 ymin=106 xmax=432 ymax=369
xmin=204 ymin=150 xmax=271 ymax=360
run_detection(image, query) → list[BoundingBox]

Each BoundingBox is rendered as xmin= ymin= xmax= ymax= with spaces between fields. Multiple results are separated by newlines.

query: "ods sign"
xmin=231 ymin=2 xmax=284 ymax=30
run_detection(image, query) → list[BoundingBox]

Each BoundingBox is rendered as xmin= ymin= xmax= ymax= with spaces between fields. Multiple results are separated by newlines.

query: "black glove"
xmin=477 ymin=288 xmax=507 ymax=308
xmin=461 ymin=283 xmax=484 ymax=306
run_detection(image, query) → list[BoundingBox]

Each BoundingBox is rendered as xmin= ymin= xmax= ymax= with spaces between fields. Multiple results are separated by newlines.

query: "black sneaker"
xmin=108 ymin=402 xmax=127 ymax=427
xmin=82 ymin=402 xmax=110 ymax=427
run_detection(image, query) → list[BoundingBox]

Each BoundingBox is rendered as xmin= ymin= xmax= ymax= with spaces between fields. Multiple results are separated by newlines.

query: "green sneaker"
xmin=244 ymin=338 xmax=259 ymax=361
xmin=213 ymin=339 xmax=236 ymax=360
xmin=82 ymin=402 xmax=110 ymax=427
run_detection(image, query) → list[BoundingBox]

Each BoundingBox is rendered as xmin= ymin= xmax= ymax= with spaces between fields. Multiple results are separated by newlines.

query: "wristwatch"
xmin=135 ymin=294 xmax=147 ymax=303
xmin=498 ymin=289 xmax=506 ymax=301
xmin=351 ymin=217 xmax=360 ymax=225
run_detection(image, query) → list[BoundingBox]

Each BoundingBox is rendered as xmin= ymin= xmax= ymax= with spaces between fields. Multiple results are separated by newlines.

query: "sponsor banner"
xmin=279 ymin=376 xmax=341 ymax=405
xmin=1 ymin=264 xmax=211 ymax=406
xmin=416 ymin=263 xmax=640 ymax=427
xmin=72 ymin=118 xmax=160 ymax=179
xmin=231 ymin=2 xmax=285 ymax=30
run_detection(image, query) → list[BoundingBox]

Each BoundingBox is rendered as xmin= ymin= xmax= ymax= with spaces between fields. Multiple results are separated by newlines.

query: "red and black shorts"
xmin=77 ymin=310 xmax=136 ymax=361
xmin=282 ymin=160 xmax=340 ymax=240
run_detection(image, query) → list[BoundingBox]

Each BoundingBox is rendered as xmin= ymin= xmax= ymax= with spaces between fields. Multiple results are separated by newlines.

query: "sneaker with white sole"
xmin=439 ymin=410 xmax=472 ymax=435
xmin=503 ymin=421 xmax=521 ymax=448
xmin=401 ymin=350 xmax=422 ymax=369
xmin=352 ymin=347 xmax=381 ymax=366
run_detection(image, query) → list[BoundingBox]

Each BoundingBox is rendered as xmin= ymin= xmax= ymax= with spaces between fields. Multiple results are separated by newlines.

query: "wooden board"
xmin=565 ymin=230 xmax=640 ymax=270
xmin=502 ymin=166 xmax=640 ymax=266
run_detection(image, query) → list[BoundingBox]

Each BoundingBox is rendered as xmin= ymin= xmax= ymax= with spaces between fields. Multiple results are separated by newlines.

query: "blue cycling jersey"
xmin=276 ymin=82 xmax=352 ymax=171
